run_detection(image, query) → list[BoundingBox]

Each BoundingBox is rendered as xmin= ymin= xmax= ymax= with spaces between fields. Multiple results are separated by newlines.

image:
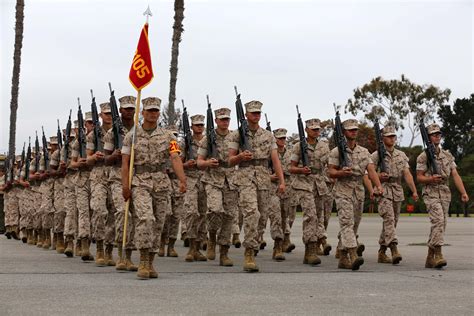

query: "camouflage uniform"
xmin=322 ymin=169 xmax=335 ymax=231
xmin=163 ymin=170 xmax=185 ymax=242
xmin=29 ymin=158 xmax=43 ymax=235
xmin=50 ymin=148 xmax=66 ymax=235
xmin=4 ymin=175 xmax=20 ymax=231
xmin=39 ymin=155 xmax=55 ymax=234
xmin=63 ymin=140 xmax=79 ymax=240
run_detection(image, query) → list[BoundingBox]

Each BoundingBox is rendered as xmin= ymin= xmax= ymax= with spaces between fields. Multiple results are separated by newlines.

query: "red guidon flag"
xmin=129 ymin=23 xmax=154 ymax=91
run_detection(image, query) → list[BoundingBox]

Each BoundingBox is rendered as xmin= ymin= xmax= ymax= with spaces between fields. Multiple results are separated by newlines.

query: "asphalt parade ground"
xmin=1 ymin=215 xmax=473 ymax=315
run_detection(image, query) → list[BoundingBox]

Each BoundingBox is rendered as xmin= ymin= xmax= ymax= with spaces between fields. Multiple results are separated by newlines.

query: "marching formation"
xmin=1 ymin=86 xmax=470 ymax=280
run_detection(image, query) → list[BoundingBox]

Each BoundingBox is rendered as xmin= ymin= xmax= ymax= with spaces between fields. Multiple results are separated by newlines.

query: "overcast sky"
xmin=1 ymin=0 xmax=472 ymax=153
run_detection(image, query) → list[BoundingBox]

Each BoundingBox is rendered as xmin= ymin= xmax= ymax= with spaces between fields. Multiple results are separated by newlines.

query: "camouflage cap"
xmin=305 ymin=118 xmax=321 ymax=129
xmin=85 ymin=111 xmax=93 ymax=122
xmin=427 ymin=123 xmax=441 ymax=135
xmin=342 ymin=119 xmax=359 ymax=130
xmin=100 ymin=102 xmax=111 ymax=113
xmin=273 ymin=128 xmax=288 ymax=139
xmin=118 ymin=96 xmax=136 ymax=109
xmin=49 ymin=136 xmax=58 ymax=145
xmin=142 ymin=97 xmax=161 ymax=110
xmin=191 ymin=114 xmax=205 ymax=125
xmin=244 ymin=100 xmax=263 ymax=113
xmin=214 ymin=107 xmax=231 ymax=119
xmin=382 ymin=125 xmax=397 ymax=137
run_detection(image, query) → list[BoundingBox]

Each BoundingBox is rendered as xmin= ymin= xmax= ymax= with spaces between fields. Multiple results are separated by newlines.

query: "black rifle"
xmin=333 ymin=107 xmax=350 ymax=168
xmin=265 ymin=113 xmax=274 ymax=172
xmin=17 ymin=142 xmax=25 ymax=180
xmin=182 ymin=100 xmax=194 ymax=161
xmin=77 ymin=98 xmax=86 ymax=159
xmin=296 ymin=105 xmax=309 ymax=167
xmin=41 ymin=126 xmax=50 ymax=171
xmin=25 ymin=137 xmax=31 ymax=181
xmin=374 ymin=119 xmax=387 ymax=173
xmin=90 ymin=89 xmax=103 ymax=153
xmin=57 ymin=119 xmax=63 ymax=150
xmin=64 ymin=110 xmax=72 ymax=164
xmin=234 ymin=86 xmax=251 ymax=151
xmin=206 ymin=95 xmax=218 ymax=159
xmin=420 ymin=120 xmax=440 ymax=175
xmin=34 ymin=131 xmax=40 ymax=173
xmin=108 ymin=82 xmax=124 ymax=150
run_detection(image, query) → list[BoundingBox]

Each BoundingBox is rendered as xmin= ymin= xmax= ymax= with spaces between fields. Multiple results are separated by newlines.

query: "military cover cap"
xmin=119 ymin=96 xmax=136 ymax=109
xmin=100 ymin=102 xmax=111 ymax=113
xmin=214 ymin=107 xmax=231 ymax=119
xmin=305 ymin=118 xmax=321 ymax=129
xmin=244 ymin=100 xmax=263 ymax=113
xmin=142 ymin=97 xmax=161 ymax=110
xmin=427 ymin=123 xmax=441 ymax=135
xmin=191 ymin=114 xmax=205 ymax=125
xmin=342 ymin=119 xmax=359 ymax=130
xmin=49 ymin=136 xmax=58 ymax=145
xmin=85 ymin=111 xmax=93 ymax=122
xmin=273 ymin=128 xmax=288 ymax=139
xmin=382 ymin=125 xmax=397 ymax=137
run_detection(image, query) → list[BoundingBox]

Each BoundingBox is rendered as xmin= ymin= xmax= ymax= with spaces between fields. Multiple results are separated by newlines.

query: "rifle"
xmin=333 ymin=106 xmax=350 ymax=168
xmin=41 ymin=126 xmax=50 ymax=171
xmin=374 ymin=119 xmax=387 ymax=173
xmin=206 ymin=95 xmax=218 ymax=159
xmin=34 ymin=131 xmax=40 ymax=173
xmin=77 ymin=98 xmax=86 ymax=158
xmin=90 ymin=89 xmax=103 ymax=153
xmin=64 ymin=110 xmax=72 ymax=164
xmin=17 ymin=142 xmax=25 ymax=180
xmin=108 ymin=82 xmax=124 ymax=149
xmin=420 ymin=120 xmax=440 ymax=175
xmin=296 ymin=105 xmax=309 ymax=167
xmin=234 ymin=86 xmax=251 ymax=151
xmin=182 ymin=100 xmax=194 ymax=161
xmin=25 ymin=137 xmax=31 ymax=181
xmin=265 ymin=113 xmax=274 ymax=172
xmin=57 ymin=119 xmax=63 ymax=150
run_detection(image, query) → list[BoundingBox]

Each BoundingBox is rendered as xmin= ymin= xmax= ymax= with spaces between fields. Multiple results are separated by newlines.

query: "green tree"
xmin=345 ymin=75 xmax=451 ymax=147
xmin=437 ymin=94 xmax=474 ymax=163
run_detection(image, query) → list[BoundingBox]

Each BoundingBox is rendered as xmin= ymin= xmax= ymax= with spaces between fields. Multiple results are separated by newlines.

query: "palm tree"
xmin=167 ymin=0 xmax=184 ymax=127
xmin=8 ymin=0 xmax=25 ymax=162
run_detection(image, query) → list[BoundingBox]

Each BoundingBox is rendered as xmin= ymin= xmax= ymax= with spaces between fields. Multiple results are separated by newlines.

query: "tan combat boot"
xmin=185 ymin=238 xmax=196 ymax=262
xmin=56 ymin=232 xmax=65 ymax=254
xmin=64 ymin=236 xmax=74 ymax=257
xmin=95 ymin=240 xmax=106 ymax=266
xmin=306 ymin=242 xmax=321 ymax=266
xmin=272 ymin=238 xmax=286 ymax=261
xmin=232 ymin=233 xmax=241 ymax=248
xmin=75 ymin=239 xmax=82 ymax=257
xmin=321 ymin=238 xmax=332 ymax=256
xmin=167 ymin=238 xmax=178 ymax=257
xmin=243 ymin=248 xmax=259 ymax=272
xmin=125 ymin=249 xmax=138 ymax=271
xmin=42 ymin=229 xmax=51 ymax=250
xmin=116 ymin=245 xmax=127 ymax=271
xmin=348 ymin=247 xmax=364 ymax=271
xmin=105 ymin=244 xmax=116 ymax=266
xmin=433 ymin=246 xmax=447 ymax=268
xmin=36 ymin=230 xmax=43 ymax=248
xmin=425 ymin=247 xmax=435 ymax=268
xmin=207 ymin=231 xmax=217 ymax=260
xmin=282 ymin=234 xmax=295 ymax=253
xmin=338 ymin=249 xmax=352 ymax=269
xmin=378 ymin=245 xmax=392 ymax=263
xmin=219 ymin=245 xmax=233 ymax=267
xmin=137 ymin=249 xmax=150 ymax=280
xmin=158 ymin=236 xmax=166 ymax=257
xmin=315 ymin=240 xmax=324 ymax=256
xmin=81 ymin=238 xmax=93 ymax=261
xmin=148 ymin=252 xmax=158 ymax=278
xmin=21 ymin=228 xmax=27 ymax=243
xmin=194 ymin=240 xmax=208 ymax=261
xmin=389 ymin=242 xmax=402 ymax=265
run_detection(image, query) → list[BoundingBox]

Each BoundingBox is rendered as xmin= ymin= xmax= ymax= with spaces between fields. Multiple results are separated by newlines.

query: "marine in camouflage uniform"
xmin=289 ymin=119 xmax=331 ymax=265
xmin=30 ymin=149 xmax=44 ymax=247
xmin=86 ymin=104 xmax=116 ymax=267
xmin=196 ymin=107 xmax=238 ymax=266
xmin=182 ymin=114 xmax=209 ymax=262
xmin=228 ymin=100 xmax=286 ymax=272
xmin=121 ymin=97 xmax=186 ymax=279
xmin=328 ymin=118 xmax=383 ymax=271
xmin=2 ymin=157 xmax=21 ymax=240
xmin=49 ymin=136 xmax=66 ymax=253
xmin=416 ymin=123 xmax=469 ymax=269
xmin=104 ymin=95 xmax=138 ymax=272
xmin=371 ymin=125 xmax=419 ymax=265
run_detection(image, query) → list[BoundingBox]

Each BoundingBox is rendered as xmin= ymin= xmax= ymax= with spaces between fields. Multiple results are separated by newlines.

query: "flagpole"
xmin=122 ymin=89 xmax=141 ymax=254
